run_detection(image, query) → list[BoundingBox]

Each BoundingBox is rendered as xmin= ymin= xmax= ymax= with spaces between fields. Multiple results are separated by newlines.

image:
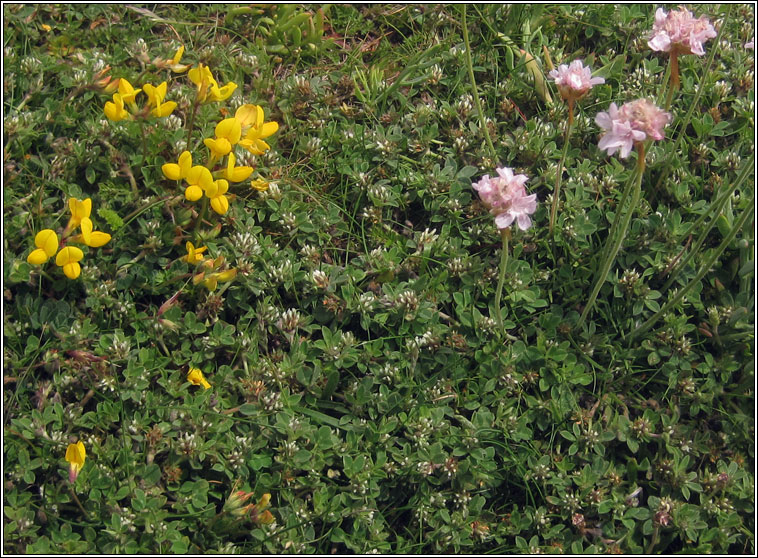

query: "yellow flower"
xmin=206 ymin=179 xmax=230 ymax=215
xmin=184 ymin=165 xmax=213 ymax=202
xmin=117 ymin=78 xmax=141 ymax=106
xmin=104 ymin=93 xmax=129 ymax=121
xmin=223 ymin=152 xmax=254 ymax=183
xmin=170 ymin=45 xmax=190 ymax=72
xmin=193 ymin=268 xmax=237 ymax=291
xmin=250 ymin=178 xmax=270 ymax=192
xmin=143 ymin=81 xmax=177 ymax=118
xmin=236 ymin=105 xmax=279 ymax=156
xmin=187 ymin=368 xmax=211 ymax=389
xmin=27 ymin=229 xmax=59 ymax=265
xmin=208 ymin=81 xmax=237 ymax=103
xmin=181 ymin=241 xmax=207 ymax=265
xmin=203 ymin=118 xmax=242 ymax=158
xmin=67 ymin=198 xmax=93 ymax=232
xmin=65 ymin=441 xmax=86 ymax=483
xmin=56 ymin=246 xmax=84 ymax=279
xmin=162 ymin=151 xmax=193 ymax=181
xmin=188 ymin=64 xmax=236 ymax=103
xmin=188 ymin=64 xmax=216 ymax=102
xmin=75 ymin=219 xmax=112 ymax=248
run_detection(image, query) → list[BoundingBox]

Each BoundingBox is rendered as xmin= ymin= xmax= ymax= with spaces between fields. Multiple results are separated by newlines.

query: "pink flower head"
xmin=746 ymin=37 xmax=755 ymax=50
xmin=472 ymin=167 xmax=538 ymax=231
xmin=648 ymin=6 xmax=717 ymax=56
xmin=595 ymin=99 xmax=671 ymax=158
xmin=548 ymin=60 xmax=605 ymax=102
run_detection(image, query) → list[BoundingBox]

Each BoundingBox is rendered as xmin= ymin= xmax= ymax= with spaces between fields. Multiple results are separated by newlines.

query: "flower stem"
xmin=185 ymin=96 xmax=200 ymax=151
xmin=629 ymin=191 xmax=754 ymax=343
xmin=462 ymin=5 xmax=498 ymax=161
xmin=577 ymin=143 xmax=646 ymax=329
xmin=494 ymin=228 xmax=510 ymax=334
xmin=664 ymin=52 xmax=679 ymax=110
xmin=69 ymin=485 xmax=90 ymax=520
xmin=193 ymin=196 xmax=208 ymax=242
xmin=139 ymin=119 xmax=148 ymax=178
xmin=550 ymin=104 xmax=574 ymax=237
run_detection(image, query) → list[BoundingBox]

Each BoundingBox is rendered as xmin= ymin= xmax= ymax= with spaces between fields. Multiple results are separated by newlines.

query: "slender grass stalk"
xmin=461 ymin=5 xmax=498 ymax=161
xmin=577 ymin=143 xmax=646 ymax=329
xmin=494 ymin=228 xmax=510 ymax=332
xmin=661 ymin=155 xmax=754 ymax=291
xmin=629 ymin=192 xmax=755 ymax=343
xmin=549 ymin=103 xmax=574 ymax=237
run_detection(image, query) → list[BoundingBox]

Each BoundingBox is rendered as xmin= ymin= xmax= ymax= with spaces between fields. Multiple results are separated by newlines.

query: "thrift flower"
xmin=236 ymin=104 xmax=279 ymax=156
xmin=104 ymin=93 xmax=129 ymax=121
xmin=162 ymin=151 xmax=193 ymax=182
xmin=204 ymin=118 xmax=242 ymax=158
xmin=548 ymin=59 xmax=605 ymax=103
xmin=224 ymin=152 xmax=254 ymax=183
xmin=187 ymin=368 xmax=211 ymax=389
xmin=595 ymin=99 xmax=671 ymax=158
xmin=142 ymin=82 xmax=177 ymax=118
xmin=472 ymin=167 xmax=538 ymax=231
xmin=65 ymin=441 xmax=86 ymax=483
xmin=206 ymin=179 xmax=230 ymax=215
xmin=181 ymin=241 xmax=208 ymax=265
xmin=56 ymin=246 xmax=84 ymax=279
xmin=27 ymin=229 xmax=59 ymax=265
xmin=648 ymin=6 xmax=717 ymax=56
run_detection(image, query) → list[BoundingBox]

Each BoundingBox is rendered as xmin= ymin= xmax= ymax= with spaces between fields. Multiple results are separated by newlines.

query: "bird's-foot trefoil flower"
xmin=143 ymin=82 xmax=177 ymax=118
xmin=65 ymin=441 xmax=86 ymax=483
xmin=162 ymin=151 xmax=193 ymax=182
xmin=204 ymin=118 xmax=242 ymax=158
xmin=206 ymin=179 xmax=230 ymax=215
xmin=236 ymin=104 xmax=279 ymax=156
xmin=223 ymin=152 xmax=254 ymax=183
xmin=183 ymin=165 xmax=214 ymax=202
xmin=56 ymin=246 xmax=85 ymax=279
xmin=181 ymin=241 xmax=208 ymax=265
xmin=27 ymin=229 xmax=59 ymax=265
xmin=104 ymin=93 xmax=130 ymax=121
xmin=187 ymin=367 xmax=211 ymax=389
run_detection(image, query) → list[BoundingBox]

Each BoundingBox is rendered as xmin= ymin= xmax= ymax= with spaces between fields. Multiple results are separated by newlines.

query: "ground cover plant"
xmin=2 ymin=4 xmax=755 ymax=554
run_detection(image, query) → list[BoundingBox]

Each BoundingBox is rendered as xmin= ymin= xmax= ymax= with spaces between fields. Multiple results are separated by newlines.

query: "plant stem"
xmin=550 ymin=104 xmax=574 ymax=237
xmin=185 ymin=95 xmax=200 ymax=151
xmin=629 ymin=192 xmax=754 ymax=343
xmin=69 ymin=485 xmax=90 ymax=520
xmin=193 ymin=196 xmax=208 ymax=242
xmin=577 ymin=143 xmax=646 ymax=329
xmin=661 ymin=155 xmax=754 ymax=291
xmin=494 ymin=228 xmax=510 ymax=334
xmin=664 ymin=52 xmax=679 ymax=111
xmin=462 ymin=5 xmax=498 ymax=161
